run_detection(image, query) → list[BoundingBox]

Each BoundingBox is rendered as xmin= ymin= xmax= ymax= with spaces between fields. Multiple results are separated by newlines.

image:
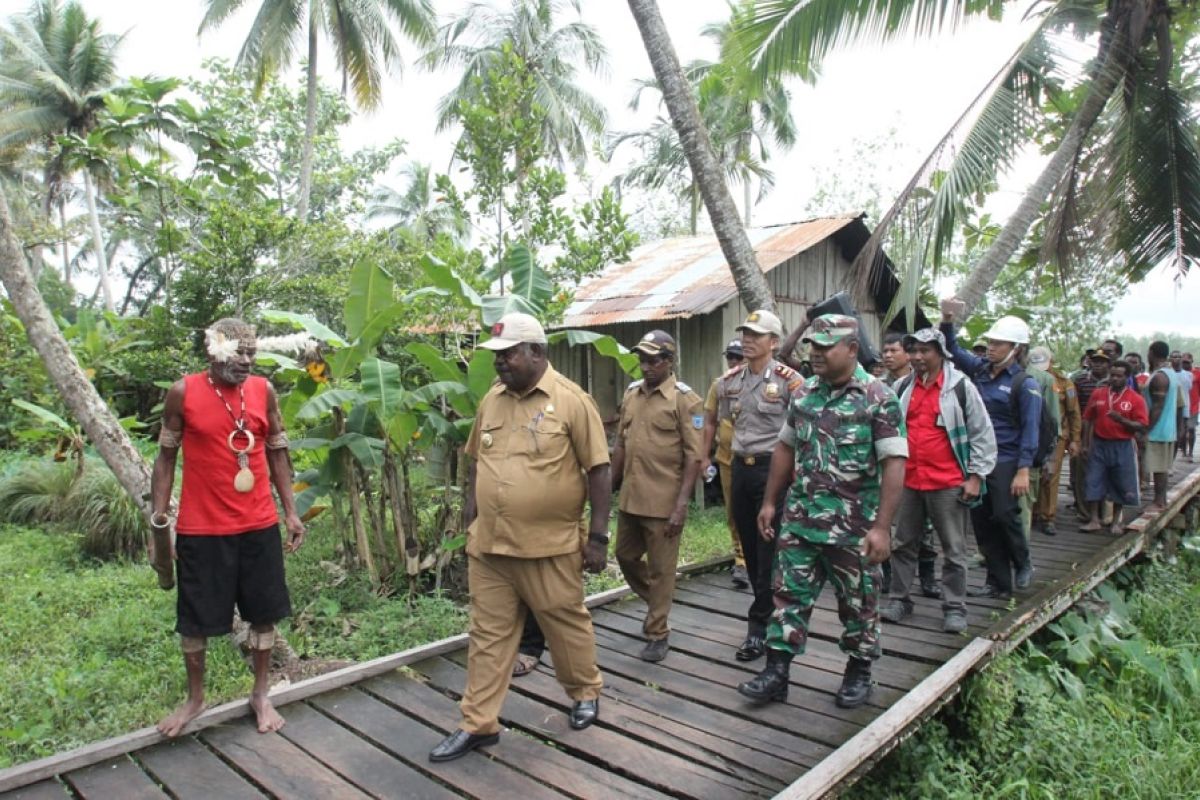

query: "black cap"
xmin=723 ymin=338 xmax=743 ymax=357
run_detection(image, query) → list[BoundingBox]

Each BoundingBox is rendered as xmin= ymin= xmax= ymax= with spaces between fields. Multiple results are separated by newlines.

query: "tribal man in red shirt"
xmin=150 ymin=318 xmax=306 ymax=737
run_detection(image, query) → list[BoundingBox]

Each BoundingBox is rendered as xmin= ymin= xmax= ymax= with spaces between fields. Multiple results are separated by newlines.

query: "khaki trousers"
xmin=616 ymin=511 xmax=682 ymax=640
xmin=1036 ymin=438 xmax=1069 ymax=521
xmin=719 ymin=463 xmax=746 ymax=566
xmin=460 ymin=551 xmax=602 ymax=735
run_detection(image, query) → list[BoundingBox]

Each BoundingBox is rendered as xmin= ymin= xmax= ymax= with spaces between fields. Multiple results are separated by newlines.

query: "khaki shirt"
xmin=704 ymin=380 xmax=734 ymax=466
xmin=466 ymin=364 xmax=609 ymax=558
xmin=716 ymin=359 xmax=804 ymax=455
xmin=617 ymin=375 xmax=704 ymax=517
xmin=1048 ymin=367 xmax=1082 ymax=446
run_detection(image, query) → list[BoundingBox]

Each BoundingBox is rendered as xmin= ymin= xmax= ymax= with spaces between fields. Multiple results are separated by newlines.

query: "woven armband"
xmin=266 ymin=431 xmax=290 ymax=450
xmin=158 ymin=427 xmax=183 ymax=448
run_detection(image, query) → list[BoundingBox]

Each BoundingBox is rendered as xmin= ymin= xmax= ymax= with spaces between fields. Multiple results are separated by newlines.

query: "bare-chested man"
xmin=150 ymin=317 xmax=305 ymax=737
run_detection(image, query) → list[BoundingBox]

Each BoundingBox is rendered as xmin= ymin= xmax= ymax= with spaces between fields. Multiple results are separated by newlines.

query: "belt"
xmin=733 ymin=453 xmax=773 ymax=466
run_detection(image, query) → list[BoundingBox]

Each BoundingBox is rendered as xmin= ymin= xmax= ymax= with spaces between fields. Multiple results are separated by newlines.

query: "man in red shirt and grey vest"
xmin=150 ymin=317 xmax=306 ymax=737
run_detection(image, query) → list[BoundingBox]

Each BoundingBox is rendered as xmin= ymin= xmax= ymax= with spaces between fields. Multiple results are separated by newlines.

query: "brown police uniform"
xmin=1037 ymin=367 xmax=1082 ymax=523
xmin=460 ymin=364 xmax=608 ymax=735
xmin=717 ymin=358 xmax=804 ymax=636
xmin=615 ymin=374 xmax=704 ymax=640
xmin=705 ymin=380 xmax=745 ymax=567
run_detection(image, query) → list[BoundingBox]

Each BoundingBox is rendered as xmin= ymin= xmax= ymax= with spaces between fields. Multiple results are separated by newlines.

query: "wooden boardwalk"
xmin=4 ymin=460 xmax=1200 ymax=800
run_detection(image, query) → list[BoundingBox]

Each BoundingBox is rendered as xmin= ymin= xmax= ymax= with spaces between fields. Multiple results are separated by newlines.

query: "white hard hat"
xmin=983 ymin=315 xmax=1030 ymax=345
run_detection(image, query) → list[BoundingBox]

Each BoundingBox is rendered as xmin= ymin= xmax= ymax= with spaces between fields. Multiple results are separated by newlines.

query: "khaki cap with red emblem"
xmin=478 ymin=312 xmax=548 ymax=349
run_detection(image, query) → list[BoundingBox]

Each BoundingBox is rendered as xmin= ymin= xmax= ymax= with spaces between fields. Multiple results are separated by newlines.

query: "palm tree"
xmin=0 ymin=0 xmax=121 ymax=305
xmin=199 ymin=0 xmax=436 ymax=223
xmin=731 ymin=0 xmax=1200 ymax=320
xmin=613 ymin=8 xmax=797 ymax=232
xmin=425 ymin=0 xmax=608 ymax=170
xmin=367 ymin=161 xmax=468 ymax=244
xmin=625 ymin=0 xmax=774 ymax=311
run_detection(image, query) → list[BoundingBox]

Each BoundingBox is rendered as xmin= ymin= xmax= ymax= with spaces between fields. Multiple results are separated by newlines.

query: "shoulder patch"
xmin=773 ymin=363 xmax=797 ymax=378
xmin=675 ymin=380 xmax=692 ymax=394
xmin=625 ymin=379 xmax=644 ymax=393
xmin=691 ymin=414 xmax=704 ymax=429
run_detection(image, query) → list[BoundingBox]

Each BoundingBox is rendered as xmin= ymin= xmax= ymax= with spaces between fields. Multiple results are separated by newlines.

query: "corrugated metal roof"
xmin=557 ymin=216 xmax=860 ymax=328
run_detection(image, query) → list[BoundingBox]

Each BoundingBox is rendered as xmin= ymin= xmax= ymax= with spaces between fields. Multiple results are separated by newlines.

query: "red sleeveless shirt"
xmin=176 ymin=372 xmax=278 ymax=535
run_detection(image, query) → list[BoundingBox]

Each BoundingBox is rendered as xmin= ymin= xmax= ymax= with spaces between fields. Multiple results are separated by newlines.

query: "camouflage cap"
xmin=1028 ymin=345 xmax=1052 ymax=368
xmin=632 ymin=329 xmax=677 ymax=357
xmin=802 ymin=314 xmax=859 ymax=347
xmin=902 ymin=327 xmax=947 ymax=356
xmin=737 ymin=309 xmax=784 ymax=338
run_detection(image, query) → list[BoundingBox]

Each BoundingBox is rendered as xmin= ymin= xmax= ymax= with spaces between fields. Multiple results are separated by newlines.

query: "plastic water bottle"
xmin=704 ymin=465 xmax=718 ymax=483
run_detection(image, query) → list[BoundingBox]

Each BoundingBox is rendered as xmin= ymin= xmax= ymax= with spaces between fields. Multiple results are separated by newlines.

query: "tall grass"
xmin=0 ymin=458 xmax=147 ymax=558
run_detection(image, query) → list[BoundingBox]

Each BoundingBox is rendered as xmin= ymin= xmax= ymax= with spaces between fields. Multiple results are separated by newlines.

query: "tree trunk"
xmin=955 ymin=35 xmax=1128 ymax=318
xmin=626 ymin=0 xmax=774 ymax=312
xmin=296 ymin=18 xmax=318 ymax=223
xmin=59 ymin=199 xmax=70 ymax=284
xmin=0 ymin=190 xmax=152 ymax=514
xmin=741 ymin=131 xmax=753 ymax=228
xmin=82 ymin=171 xmax=116 ymax=312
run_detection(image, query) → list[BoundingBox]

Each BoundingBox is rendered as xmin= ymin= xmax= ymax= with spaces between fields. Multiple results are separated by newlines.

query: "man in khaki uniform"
xmin=704 ymin=339 xmax=749 ymax=588
xmin=612 ymin=330 xmax=704 ymax=662
xmin=704 ymin=309 xmax=804 ymax=662
xmin=1032 ymin=347 xmax=1081 ymax=536
xmin=430 ymin=313 xmax=610 ymax=763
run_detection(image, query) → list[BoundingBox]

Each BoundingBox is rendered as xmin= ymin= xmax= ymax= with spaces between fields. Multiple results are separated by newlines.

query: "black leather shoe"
xmin=429 ymin=729 xmax=499 ymax=762
xmin=737 ymin=649 xmax=791 ymax=703
xmin=835 ymin=657 xmax=873 ymax=708
xmin=967 ymin=584 xmax=1012 ymax=600
xmin=920 ymin=580 xmax=944 ymax=600
xmin=1015 ymin=564 xmax=1034 ymax=590
xmin=569 ymin=699 xmax=599 ymax=730
xmin=735 ymin=635 xmax=765 ymax=662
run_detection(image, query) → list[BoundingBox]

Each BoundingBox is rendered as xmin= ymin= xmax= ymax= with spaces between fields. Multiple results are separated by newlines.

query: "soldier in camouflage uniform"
xmin=737 ymin=315 xmax=907 ymax=709
xmin=710 ymin=309 xmax=804 ymax=662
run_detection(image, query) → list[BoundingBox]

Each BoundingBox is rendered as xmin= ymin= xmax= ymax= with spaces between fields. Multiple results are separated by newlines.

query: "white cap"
xmin=478 ymin=313 xmax=547 ymax=350
xmin=983 ymin=315 xmax=1030 ymax=345
xmin=737 ymin=309 xmax=784 ymax=338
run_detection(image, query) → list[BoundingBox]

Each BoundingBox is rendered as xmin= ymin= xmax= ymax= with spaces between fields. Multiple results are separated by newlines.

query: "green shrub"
xmin=62 ymin=464 xmax=148 ymax=559
xmin=0 ymin=460 xmax=75 ymax=526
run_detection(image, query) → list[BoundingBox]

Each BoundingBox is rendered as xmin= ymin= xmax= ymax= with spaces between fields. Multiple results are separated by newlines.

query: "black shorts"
xmin=175 ymin=524 xmax=292 ymax=637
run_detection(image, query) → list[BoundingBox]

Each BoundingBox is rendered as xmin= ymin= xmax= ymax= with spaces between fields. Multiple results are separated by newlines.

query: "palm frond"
xmin=236 ymin=0 xmax=305 ymax=91
xmin=729 ymin=0 xmax=1005 ymax=88
xmin=198 ymin=0 xmax=251 ymax=35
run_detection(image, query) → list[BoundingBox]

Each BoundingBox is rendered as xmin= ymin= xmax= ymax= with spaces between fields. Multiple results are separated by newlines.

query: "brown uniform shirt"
xmin=705 ymin=379 xmax=734 ymax=467
xmin=617 ymin=375 xmax=704 ymax=518
xmin=466 ymin=364 xmax=610 ymax=558
xmin=716 ymin=359 xmax=804 ymax=455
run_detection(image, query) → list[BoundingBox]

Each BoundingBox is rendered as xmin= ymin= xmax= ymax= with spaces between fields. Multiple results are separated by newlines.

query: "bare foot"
xmin=1109 ymin=522 xmax=1124 ymax=535
xmin=1080 ymin=521 xmax=1102 ymax=532
xmin=250 ymin=692 xmax=285 ymax=733
xmin=157 ymin=698 xmax=205 ymax=737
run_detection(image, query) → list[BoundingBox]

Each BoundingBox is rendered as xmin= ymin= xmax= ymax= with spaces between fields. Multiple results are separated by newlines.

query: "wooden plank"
xmin=138 ymin=737 xmax=264 ymax=800
xmin=201 ymin=723 xmax=371 ymax=800
xmin=370 ymin=673 xmax=675 ymax=800
xmin=408 ymin=657 xmax=766 ymax=799
xmin=589 ymin=610 xmax=906 ymax=710
xmin=64 ymin=756 xmax=166 ymax=799
xmin=310 ymin=686 xmax=568 ymax=800
xmin=598 ymin=603 xmax=935 ymax=689
xmin=776 ymin=638 xmax=996 ymax=800
xmin=0 ymin=781 xmax=69 ymax=800
xmin=280 ymin=703 xmax=459 ymax=800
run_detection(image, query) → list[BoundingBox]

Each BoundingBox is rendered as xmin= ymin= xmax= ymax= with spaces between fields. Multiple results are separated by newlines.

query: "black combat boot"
xmin=835 ymin=657 xmax=873 ymax=708
xmin=737 ymin=649 xmax=791 ymax=704
xmin=918 ymin=556 xmax=943 ymax=599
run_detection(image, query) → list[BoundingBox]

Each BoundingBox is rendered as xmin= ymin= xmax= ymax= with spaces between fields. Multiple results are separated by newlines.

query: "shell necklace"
xmin=207 ymin=373 xmax=256 ymax=492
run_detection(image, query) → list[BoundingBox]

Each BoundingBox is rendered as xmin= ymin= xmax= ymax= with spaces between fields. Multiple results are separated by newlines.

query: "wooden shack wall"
xmin=547 ymin=240 xmax=887 ymax=420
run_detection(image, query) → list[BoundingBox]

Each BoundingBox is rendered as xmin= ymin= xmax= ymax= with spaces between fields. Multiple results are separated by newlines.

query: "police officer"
xmin=713 ymin=309 xmax=803 ymax=662
xmin=737 ymin=315 xmax=906 ymax=708
xmin=429 ymin=313 xmax=609 ymax=762
xmin=612 ymin=330 xmax=704 ymax=662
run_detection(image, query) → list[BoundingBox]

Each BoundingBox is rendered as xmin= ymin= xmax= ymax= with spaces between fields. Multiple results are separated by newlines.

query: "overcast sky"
xmin=6 ymin=0 xmax=1198 ymax=337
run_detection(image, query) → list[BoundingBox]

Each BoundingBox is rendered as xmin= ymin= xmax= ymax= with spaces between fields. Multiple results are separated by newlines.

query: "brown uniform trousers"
xmin=1037 ymin=370 xmax=1081 ymax=522
xmin=706 ymin=380 xmax=744 ymax=566
xmin=459 ymin=365 xmax=607 ymax=735
xmin=616 ymin=375 xmax=703 ymax=641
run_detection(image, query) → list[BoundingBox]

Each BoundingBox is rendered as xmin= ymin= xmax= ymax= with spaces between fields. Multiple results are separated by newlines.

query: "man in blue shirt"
xmin=939 ymin=301 xmax=1043 ymax=599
